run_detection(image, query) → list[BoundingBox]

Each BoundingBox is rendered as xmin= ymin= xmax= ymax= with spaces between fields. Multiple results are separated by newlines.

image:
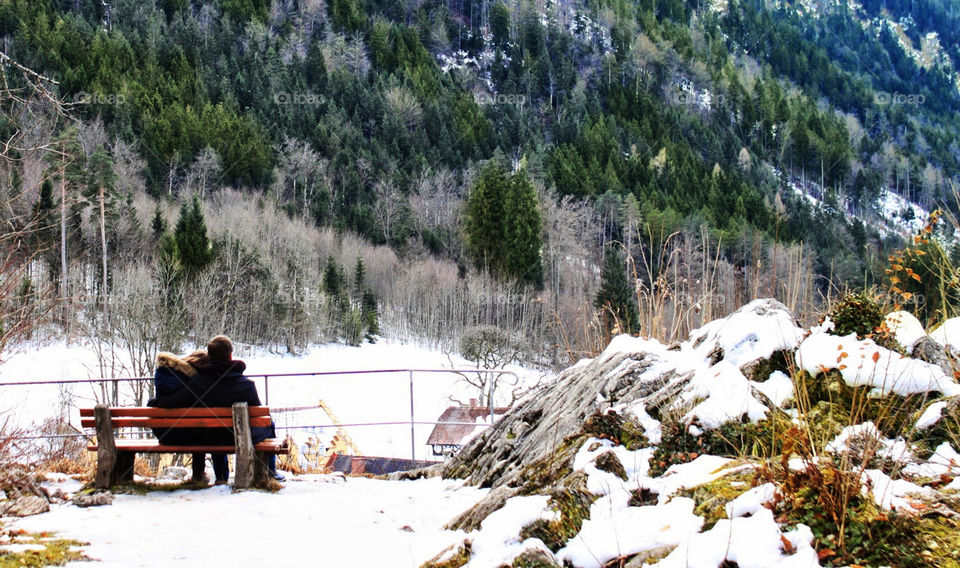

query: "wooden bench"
xmin=81 ymin=403 xmax=289 ymax=489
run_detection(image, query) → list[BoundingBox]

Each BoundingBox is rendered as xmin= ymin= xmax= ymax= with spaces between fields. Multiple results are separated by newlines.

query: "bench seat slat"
xmin=80 ymin=417 xmax=273 ymax=429
xmin=86 ymin=439 xmax=289 ymax=454
xmin=80 ymin=407 xmax=271 ymax=418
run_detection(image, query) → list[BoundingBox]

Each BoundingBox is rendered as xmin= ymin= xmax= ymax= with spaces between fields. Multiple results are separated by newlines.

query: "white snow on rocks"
xmin=915 ymin=400 xmax=950 ymax=429
xmin=685 ymin=299 xmax=806 ymax=368
xmin=930 ymin=317 xmax=960 ymax=351
xmin=466 ymin=495 xmax=558 ymax=567
xmin=860 ymin=469 xmax=933 ymax=513
xmin=885 ymin=311 xmax=927 ymax=350
xmin=557 ymin=498 xmax=703 ymax=568
xmin=653 ymin=508 xmax=820 ymax=568
xmin=752 ymin=370 xmax=795 ymax=407
xmin=796 ymin=329 xmax=960 ymax=397
xmin=681 ymin=361 xmax=771 ymax=428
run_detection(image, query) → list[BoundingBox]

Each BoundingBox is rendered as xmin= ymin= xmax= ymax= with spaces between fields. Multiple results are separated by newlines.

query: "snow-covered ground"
xmin=0 ymin=340 xmax=547 ymax=462
xmin=10 ymin=474 xmax=487 ymax=568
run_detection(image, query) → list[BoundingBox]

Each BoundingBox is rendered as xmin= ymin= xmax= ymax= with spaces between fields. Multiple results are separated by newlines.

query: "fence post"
xmin=489 ymin=371 xmax=495 ymax=424
xmin=409 ymin=370 xmax=415 ymax=461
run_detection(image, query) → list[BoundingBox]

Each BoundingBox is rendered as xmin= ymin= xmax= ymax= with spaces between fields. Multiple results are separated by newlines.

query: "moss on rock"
xmin=797 ymin=369 xmax=936 ymax=440
xmin=511 ymin=548 xmax=559 ymax=567
xmin=581 ymin=411 xmax=649 ymax=451
xmin=420 ymin=543 xmax=471 ymax=568
xmin=741 ymin=349 xmax=795 ymax=382
xmin=676 ymin=472 xmax=754 ymax=530
xmin=519 ymin=474 xmax=596 ymax=553
xmin=0 ymin=530 xmax=87 ymax=568
xmin=649 ymin=411 xmax=793 ymax=477
xmin=594 ymin=451 xmax=627 ymax=481
xmin=914 ymin=397 xmax=960 ymax=455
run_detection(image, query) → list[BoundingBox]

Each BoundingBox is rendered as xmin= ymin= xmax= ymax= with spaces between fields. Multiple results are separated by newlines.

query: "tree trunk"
xmin=99 ymin=184 xmax=108 ymax=312
xmin=59 ymin=161 xmax=67 ymax=328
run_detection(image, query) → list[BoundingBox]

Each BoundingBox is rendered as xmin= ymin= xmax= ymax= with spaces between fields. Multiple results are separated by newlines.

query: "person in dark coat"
xmin=149 ymin=350 xmax=210 ymax=482
xmin=149 ymin=335 xmax=283 ymax=483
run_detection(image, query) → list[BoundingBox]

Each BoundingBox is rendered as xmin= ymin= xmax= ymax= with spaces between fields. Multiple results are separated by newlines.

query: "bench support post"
xmin=232 ymin=402 xmax=254 ymax=489
xmin=94 ymin=405 xmax=116 ymax=489
xmin=94 ymin=405 xmax=134 ymax=488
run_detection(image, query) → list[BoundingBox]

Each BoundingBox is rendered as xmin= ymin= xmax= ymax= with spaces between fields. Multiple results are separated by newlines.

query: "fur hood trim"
xmin=156 ymin=352 xmax=198 ymax=377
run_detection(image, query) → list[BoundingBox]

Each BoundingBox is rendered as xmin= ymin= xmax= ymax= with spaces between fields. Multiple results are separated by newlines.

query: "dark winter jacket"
xmin=148 ymin=358 xmax=273 ymax=445
xmin=148 ymin=352 xmax=202 ymax=445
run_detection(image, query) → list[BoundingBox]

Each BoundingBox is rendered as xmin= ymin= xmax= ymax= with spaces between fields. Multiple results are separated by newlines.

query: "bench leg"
xmin=253 ymin=451 xmax=271 ymax=487
xmin=95 ymin=448 xmax=115 ymax=490
xmin=112 ymin=452 xmax=136 ymax=485
xmin=94 ymin=405 xmax=117 ymax=490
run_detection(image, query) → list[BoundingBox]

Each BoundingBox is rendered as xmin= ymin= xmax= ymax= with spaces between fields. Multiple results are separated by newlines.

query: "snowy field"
xmin=11 ymin=474 xmax=488 ymax=568
xmin=0 ymin=340 xmax=546 ymax=461
xmin=0 ymin=340 xmax=542 ymax=567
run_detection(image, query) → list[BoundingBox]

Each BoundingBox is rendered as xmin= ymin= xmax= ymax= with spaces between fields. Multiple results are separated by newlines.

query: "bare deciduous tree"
xmin=110 ymin=263 xmax=186 ymax=402
xmin=276 ymin=137 xmax=327 ymax=217
xmin=372 ymin=178 xmax=405 ymax=244
xmin=188 ymin=146 xmax=222 ymax=199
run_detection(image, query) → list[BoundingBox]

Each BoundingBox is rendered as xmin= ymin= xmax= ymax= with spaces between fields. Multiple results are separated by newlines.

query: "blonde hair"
xmin=184 ymin=349 xmax=209 ymax=368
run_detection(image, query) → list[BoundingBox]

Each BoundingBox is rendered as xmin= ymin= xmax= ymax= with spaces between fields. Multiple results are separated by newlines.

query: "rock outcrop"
xmin=442 ymin=299 xmax=804 ymax=489
xmin=428 ymin=299 xmax=960 ymax=568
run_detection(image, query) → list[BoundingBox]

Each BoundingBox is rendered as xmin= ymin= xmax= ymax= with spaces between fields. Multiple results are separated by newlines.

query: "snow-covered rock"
xmin=930 ymin=317 xmax=960 ymax=351
xmin=434 ymin=299 xmax=960 ymax=568
xmin=885 ymin=310 xmax=926 ymax=350
xmin=796 ymin=328 xmax=960 ymax=397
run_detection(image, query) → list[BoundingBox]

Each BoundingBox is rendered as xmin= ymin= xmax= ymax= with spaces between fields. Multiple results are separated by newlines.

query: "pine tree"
xmin=34 ymin=179 xmax=59 ymax=277
xmin=465 ymin=161 xmax=544 ymax=287
xmin=361 ymin=288 xmax=380 ymax=342
xmin=465 ymin=161 xmax=509 ymax=276
xmin=173 ymin=196 xmax=213 ymax=276
xmin=491 ymin=2 xmax=511 ymax=49
xmin=151 ymin=206 xmax=167 ymax=240
xmin=322 ymin=255 xmax=343 ymax=299
xmin=504 ymin=167 xmax=544 ymax=288
xmin=595 ymin=246 xmax=640 ymax=335
xmin=353 ymin=256 xmax=366 ymax=297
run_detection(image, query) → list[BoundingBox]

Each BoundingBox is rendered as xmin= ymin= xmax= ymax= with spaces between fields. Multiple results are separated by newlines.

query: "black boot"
xmin=191 ymin=453 xmax=208 ymax=483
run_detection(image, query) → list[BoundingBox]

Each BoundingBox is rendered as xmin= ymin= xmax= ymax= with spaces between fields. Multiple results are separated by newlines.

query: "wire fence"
xmin=0 ymin=368 xmax=518 ymax=461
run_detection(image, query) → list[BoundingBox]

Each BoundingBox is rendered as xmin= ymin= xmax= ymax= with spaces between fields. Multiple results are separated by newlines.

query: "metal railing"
xmin=1 ymin=368 xmax=519 ymax=461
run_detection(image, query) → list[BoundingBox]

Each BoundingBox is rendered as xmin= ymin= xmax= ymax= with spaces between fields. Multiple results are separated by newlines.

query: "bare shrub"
xmin=456 ymin=325 xmax=531 ymax=406
xmin=0 ymin=410 xmax=29 ymax=466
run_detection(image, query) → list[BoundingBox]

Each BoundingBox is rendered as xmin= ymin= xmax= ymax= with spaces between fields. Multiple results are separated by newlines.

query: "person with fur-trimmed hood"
xmin=149 ymin=349 xmax=210 ymax=481
xmin=148 ymin=335 xmax=284 ymax=484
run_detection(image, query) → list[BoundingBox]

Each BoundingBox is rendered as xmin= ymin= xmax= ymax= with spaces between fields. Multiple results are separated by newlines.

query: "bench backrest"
xmin=80 ymin=407 xmax=273 ymax=429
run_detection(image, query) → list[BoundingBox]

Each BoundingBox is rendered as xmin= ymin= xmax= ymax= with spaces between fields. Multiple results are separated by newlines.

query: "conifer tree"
xmin=504 ymin=167 xmax=544 ymax=288
xmin=595 ymin=246 xmax=640 ymax=335
xmin=151 ymin=206 xmax=167 ymax=240
xmin=173 ymin=196 xmax=213 ymax=276
xmin=465 ymin=161 xmax=509 ymax=276
xmin=33 ymin=179 xmax=59 ymax=277
xmin=465 ymin=161 xmax=544 ymax=287
xmin=353 ymin=256 xmax=366 ymax=297
xmin=361 ymin=288 xmax=380 ymax=342
xmin=322 ymin=255 xmax=344 ymax=299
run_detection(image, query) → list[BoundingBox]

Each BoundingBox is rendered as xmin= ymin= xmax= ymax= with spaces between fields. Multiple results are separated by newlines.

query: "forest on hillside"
xmin=2 ymin=0 xmax=960 ymax=374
